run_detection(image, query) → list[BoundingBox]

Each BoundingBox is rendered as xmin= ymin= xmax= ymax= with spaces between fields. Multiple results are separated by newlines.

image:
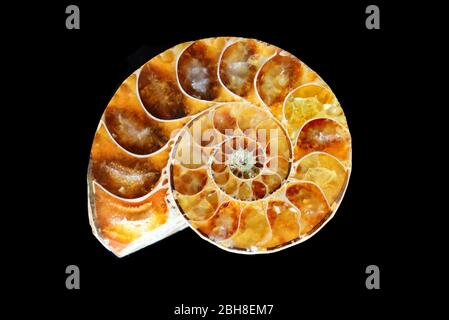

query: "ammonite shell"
xmin=87 ymin=37 xmax=352 ymax=257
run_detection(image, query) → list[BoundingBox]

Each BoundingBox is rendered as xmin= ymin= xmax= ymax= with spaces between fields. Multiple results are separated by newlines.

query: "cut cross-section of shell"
xmin=87 ymin=37 xmax=352 ymax=256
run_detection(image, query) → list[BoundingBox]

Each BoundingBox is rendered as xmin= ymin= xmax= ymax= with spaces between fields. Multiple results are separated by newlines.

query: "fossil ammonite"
xmin=87 ymin=37 xmax=352 ymax=257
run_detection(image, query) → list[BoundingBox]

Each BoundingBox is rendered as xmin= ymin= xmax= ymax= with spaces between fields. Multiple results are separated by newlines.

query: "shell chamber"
xmin=87 ymin=37 xmax=352 ymax=257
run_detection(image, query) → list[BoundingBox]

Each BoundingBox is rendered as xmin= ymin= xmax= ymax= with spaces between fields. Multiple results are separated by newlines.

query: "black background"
xmin=15 ymin=0 xmax=429 ymax=317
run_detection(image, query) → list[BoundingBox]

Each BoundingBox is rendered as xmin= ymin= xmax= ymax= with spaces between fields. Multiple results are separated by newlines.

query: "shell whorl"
xmin=87 ymin=37 xmax=352 ymax=256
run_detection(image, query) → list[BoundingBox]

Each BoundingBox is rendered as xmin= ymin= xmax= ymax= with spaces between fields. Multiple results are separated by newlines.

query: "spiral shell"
xmin=87 ymin=37 xmax=352 ymax=256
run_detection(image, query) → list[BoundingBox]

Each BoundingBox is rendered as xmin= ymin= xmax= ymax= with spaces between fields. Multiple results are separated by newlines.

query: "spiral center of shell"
xmin=229 ymin=148 xmax=256 ymax=175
